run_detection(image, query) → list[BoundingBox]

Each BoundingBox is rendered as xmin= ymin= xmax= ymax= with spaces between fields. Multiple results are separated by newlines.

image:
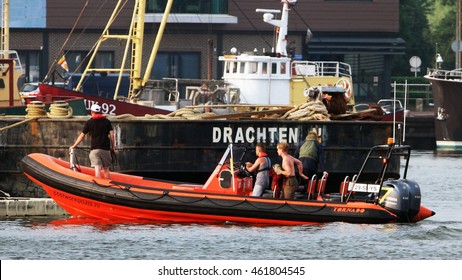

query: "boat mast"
xmin=75 ymin=0 xmax=173 ymax=101
xmin=75 ymin=0 xmax=148 ymax=100
xmin=256 ymin=0 xmax=296 ymax=56
xmin=134 ymin=0 xmax=174 ymax=99
xmin=75 ymin=0 xmax=133 ymax=99
xmin=1 ymin=0 xmax=9 ymax=57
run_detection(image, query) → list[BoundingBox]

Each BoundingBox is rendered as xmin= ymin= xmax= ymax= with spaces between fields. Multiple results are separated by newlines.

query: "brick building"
xmin=5 ymin=0 xmax=404 ymax=102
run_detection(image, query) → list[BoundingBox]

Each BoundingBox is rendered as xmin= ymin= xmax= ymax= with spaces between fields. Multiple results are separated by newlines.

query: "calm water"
xmin=0 ymin=151 xmax=461 ymax=260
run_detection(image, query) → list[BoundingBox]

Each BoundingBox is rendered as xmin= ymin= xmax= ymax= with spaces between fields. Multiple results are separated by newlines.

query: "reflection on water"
xmin=0 ymin=151 xmax=461 ymax=260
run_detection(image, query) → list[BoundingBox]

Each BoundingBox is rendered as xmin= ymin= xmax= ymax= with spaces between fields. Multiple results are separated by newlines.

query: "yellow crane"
xmin=75 ymin=0 xmax=174 ymax=101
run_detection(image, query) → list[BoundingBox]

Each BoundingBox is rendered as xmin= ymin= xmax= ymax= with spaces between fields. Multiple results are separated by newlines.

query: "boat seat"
xmin=323 ymin=175 xmax=357 ymax=202
xmin=262 ymin=189 xmax=274 ymax=198
xmin=306 ymin=175 xmax=317 ymax=200
xmin=315 ymin=172 xmax=328 ymax=200
xmin=340 ymin=181 xmax=349 ymax=196
xmin=294 ymin=192 xmax=307 ymax=199
xmin=261 ymin=185 xmax=283 ymax=198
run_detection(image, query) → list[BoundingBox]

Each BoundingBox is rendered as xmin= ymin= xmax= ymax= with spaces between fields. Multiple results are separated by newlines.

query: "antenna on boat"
xmin=256 ymin=0 xmax=297 ymax=57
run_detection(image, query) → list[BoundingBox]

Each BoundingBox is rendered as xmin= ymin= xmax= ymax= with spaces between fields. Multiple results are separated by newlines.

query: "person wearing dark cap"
xmin=294 ymin=131 xmax=325 ymax=186
xmin=69 ymin=104 xmax=115 ymax=179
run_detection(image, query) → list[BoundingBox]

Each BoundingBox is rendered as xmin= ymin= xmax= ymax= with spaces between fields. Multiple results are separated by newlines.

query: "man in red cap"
xmin=69 ymin=104 xmax=115 ymax=178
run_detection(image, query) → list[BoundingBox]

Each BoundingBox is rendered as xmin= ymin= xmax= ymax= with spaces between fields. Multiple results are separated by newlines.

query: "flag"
xmin=58 ymin=55 xmax=69 ymax=72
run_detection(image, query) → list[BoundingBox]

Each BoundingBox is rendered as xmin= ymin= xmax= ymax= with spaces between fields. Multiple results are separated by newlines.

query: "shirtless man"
xmin=275 ymin=142 xmax=309 ymax=199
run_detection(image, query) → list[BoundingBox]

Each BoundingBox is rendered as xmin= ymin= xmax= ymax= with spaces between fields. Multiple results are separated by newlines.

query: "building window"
xmin=64 ymin=51 xmax=114 ymax=73
xmin=152 ymin=52 xmax=200 ymax=79
xmin=147 ymin=0 xmax=228 ymax=14
xmin=17 ymin=51 xmax=40 ymax=82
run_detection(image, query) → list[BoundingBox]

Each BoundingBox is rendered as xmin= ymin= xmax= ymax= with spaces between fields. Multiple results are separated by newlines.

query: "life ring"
xmin=336 ymin=78 xmax=352 ymax=102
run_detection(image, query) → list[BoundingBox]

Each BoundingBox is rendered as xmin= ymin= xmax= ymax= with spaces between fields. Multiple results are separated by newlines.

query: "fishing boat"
xmin=20 ymin=141 xmax=434 ymax=224
xmin=424 ymin=68 xmax=462 ymax=151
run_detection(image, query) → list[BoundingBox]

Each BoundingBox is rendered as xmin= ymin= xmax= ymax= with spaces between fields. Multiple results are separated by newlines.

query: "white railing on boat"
xmin=291 ymin=61 xmax=352 ymax=78
xmin=427 ymin=68 xmax=462 ymax=80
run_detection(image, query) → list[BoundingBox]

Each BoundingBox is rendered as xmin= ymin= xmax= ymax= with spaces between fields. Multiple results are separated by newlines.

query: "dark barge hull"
xmin=1 ymin=117 xmax=398 ymax=197
xmin=425 ymin=72 xmax=462 ymax=151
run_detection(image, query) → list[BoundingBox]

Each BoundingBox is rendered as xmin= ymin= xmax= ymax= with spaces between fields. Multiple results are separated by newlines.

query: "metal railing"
xmin=427 ymin=68 xmax=462 ymax=80
xmin=291 ymin=61 xmax=352 ymax=78
xmin=390 ymin=82 xmax=433 ymax=111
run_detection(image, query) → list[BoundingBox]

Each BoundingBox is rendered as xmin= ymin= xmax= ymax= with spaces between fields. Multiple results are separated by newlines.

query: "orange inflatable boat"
xmin=20 ymin=143 xmax=434 ymax=225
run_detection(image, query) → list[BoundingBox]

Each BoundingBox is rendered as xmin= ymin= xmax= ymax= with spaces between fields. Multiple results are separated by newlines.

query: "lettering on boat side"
xmin=333 ymin=207 xmax=365 ymax=213
xmin=84 ymin=99 xmax=117 ymax=115
xmin=212 ymin=127 xmax=299 ymax=144
xmin=52 ymin=190 xmax=101 ymax=208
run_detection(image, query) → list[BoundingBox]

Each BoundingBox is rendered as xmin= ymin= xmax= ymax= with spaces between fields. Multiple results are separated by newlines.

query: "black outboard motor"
xmin=379 ymin=179 xmax=422 ymax=222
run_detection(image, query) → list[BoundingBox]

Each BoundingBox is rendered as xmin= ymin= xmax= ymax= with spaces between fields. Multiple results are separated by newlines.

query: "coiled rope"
xmin=25 ymin=101 xmax=47 ymax=118
xmin=47 ymin=101 xmax=73 ymax=118
xmin=1 ymin=101 xmax=74 ymax=133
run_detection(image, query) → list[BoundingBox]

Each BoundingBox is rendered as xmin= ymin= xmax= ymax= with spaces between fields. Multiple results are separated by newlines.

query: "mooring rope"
xmin=47 ymin=101 xmax=73 ymax=118
xmin=0 ymin=117 xmax=38 ymax=132
xmin=25 ymin=101 xmax=47 ymax=118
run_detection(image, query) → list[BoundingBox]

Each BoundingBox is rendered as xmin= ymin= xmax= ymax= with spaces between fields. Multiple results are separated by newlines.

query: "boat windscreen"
xmin=232 ymin=146 xmax=247 ymax=165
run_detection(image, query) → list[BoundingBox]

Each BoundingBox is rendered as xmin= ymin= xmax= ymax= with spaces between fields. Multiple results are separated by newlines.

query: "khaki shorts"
xmin=282 ymin=176 xmax=298 ymax=199
xmin=89 ymin=149 xmax=112 ymax=168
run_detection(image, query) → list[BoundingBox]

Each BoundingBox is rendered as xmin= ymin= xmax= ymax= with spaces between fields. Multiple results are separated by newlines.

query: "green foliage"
xmin=425 ymin=0 xmax=457 ymax=70
xmin=392 ymin=0 xmax=457 ymax=75
xmin=392 ymin=0 xmax=433 ymax=76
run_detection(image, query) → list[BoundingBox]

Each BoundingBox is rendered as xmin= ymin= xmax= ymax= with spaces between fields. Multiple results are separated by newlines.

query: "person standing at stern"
xmin=294 ymin=131 xmax=326 ymax=188
xmin=69 ymin=104 xmax=115 ymax=179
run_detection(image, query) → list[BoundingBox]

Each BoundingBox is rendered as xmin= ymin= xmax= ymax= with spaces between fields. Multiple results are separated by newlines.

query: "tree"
xmin=425 ymin=0 xmax=457 ymax=70
xmin=391 ymin=0 xmax=434 ymax=76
